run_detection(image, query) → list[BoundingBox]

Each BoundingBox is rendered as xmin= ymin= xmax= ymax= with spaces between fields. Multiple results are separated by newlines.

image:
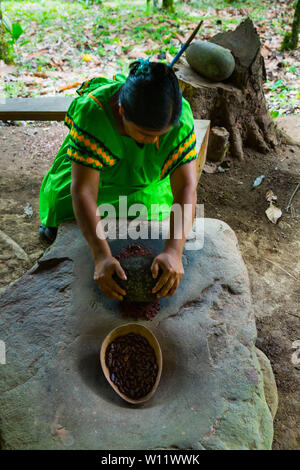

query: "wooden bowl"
xmin=100 ymin=323 xmax=163 ymax=404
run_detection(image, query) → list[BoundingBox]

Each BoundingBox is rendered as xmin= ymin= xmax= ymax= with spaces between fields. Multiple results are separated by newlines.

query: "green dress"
xmin=39 ymin=74 xmax=197 ymax=226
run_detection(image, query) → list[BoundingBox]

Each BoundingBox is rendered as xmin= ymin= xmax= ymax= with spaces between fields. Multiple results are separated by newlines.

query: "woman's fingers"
xmin=152 ymin=270 xmax=170 ymax=294
xmin=151 ymin=258 xmax=159 ymax=279
xmin=115 ymin=263 xmax=127 ymax=282
xmin=102 ymin=288 xmax=123 ymax=300
xmin=108 ymin=277 xmax=126 ymax=297
xmin=165 ymin=279 xmax=180 ymax=298
xmin=151 ymin=259 xmax=169 ymax=294
xmin=94 ymin=256 xmax=128 ymax=301
xmin=95 ymin=271 xmax=126 ymax=300
xmin=99 ymin=275 xmax=126 ymax=299
xmin=156 ymin=277 xmax=176 ymax=298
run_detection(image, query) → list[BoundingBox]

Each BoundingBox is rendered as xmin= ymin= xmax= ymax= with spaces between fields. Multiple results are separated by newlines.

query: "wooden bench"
xmin=0 ymin=97 xmax=210 ymax=180
xmin=0 ymin=97 xmax=74 ymax=121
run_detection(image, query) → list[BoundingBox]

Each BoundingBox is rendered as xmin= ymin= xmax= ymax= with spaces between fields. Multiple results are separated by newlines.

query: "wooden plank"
xmin=0 ymin=98 xmax=211 ymax=173
xmin=194 ymin=119 xmax=210 ymax=182
xmin=0 ymin=97 xmax=74 ymax=121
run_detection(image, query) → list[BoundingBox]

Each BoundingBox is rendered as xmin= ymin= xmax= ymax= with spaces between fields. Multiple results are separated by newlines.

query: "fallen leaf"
xmin=59 ymin=82 xmax=81 ymax=92
xmin=26 ymin=48 xmax=50 ymax=59
xmin=175 ymin=33 xmax=185 ymax=44
xmin=266 ymin=189 xmax=277 ymax=202
xmin=145 ymin=38 xmax=156 ymax=48
xmin=261 ymin=45 xmax=270 ymax=58
xmin=265 ymin=203 xmax=282 ymax=224
xmin=32 ymin=72 xmax=49 ymax=79
xmin=25 ymin=82 xmax=38 ymax=87
xmin=82 ymin=54 xmax=96 ymax=62
xmin=203 ymin=163 xmax=217 ymax=174
xmin=127 ymin=48 xmax=148 ymax=60
xmin=22 ymin=203 xmax=33 ymax=217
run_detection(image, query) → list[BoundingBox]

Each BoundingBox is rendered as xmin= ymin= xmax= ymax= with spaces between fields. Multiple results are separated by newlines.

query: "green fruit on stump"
xmin=113 ymin=256 xmax=161 ymax=303
xmin=185 ymin=40 xmax=235 ymax=82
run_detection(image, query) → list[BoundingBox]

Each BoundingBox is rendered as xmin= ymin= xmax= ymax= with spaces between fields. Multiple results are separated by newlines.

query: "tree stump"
xmin=175 ymin=18 xmax=281 ymax=160
xmin=207 ymin=127 xmax=230 ymax=163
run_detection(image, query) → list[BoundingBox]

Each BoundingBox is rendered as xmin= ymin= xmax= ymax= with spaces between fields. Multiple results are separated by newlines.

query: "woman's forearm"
xmin=163 ymin=187 xmax=197 ymax=257
xmin=71 ymin=189 xmax=111 ymax=262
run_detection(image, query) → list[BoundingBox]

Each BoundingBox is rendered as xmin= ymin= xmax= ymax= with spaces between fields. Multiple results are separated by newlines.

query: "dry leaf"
xmin=261 ymin=46 xmax=270 ymax=58
xmin=26 ymin=48 xmax=50 ymax=59
xmin=203 ymin=163 xmax=217 ymax=174
xmin=145 ymin=38 xmax=156 ymax=48
xmin=59 ymin=82 xmax=81 ymax=92
xmin=175 ymin=33 xmax=185 ymax=43
xmin=127 ymin=48 xmax=148 ymax=60
xmin=266 ymin=189 xmax=277 ymax=202
xmin=32 ymin=72 xmax=49 ymax=79
xmin=265 ymin=202 xmax=282 ymax=224
xmin=82 ymin=54 xmax=96 ymax=62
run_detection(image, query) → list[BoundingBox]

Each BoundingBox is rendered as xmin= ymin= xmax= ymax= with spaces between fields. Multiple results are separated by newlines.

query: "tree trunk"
xmin=147 ymin=0 xmax=159 ymax=8
xmin=174 ymin=18 xmax=282 ymax=160
xmin=281 ymin=0 xmax=300 ymax=50
xmin=162 ymin=0 xmax=175 ymax=12
xmin=0 ymin=4 xmax=13 ymax=64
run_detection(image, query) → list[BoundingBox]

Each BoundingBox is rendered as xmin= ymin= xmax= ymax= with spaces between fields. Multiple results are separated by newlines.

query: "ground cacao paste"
xmin=115 ymin=243 xmax=161 ymax=320
xmin=105 ymin=332 xmax=158 ymax=400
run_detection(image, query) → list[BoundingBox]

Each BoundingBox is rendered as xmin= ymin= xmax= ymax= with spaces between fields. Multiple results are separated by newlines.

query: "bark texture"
xmin=175 ymin=19 xmax=282 ymax=160
xmin=281 ymin=0 xmax=300 ymax=50
xmin=0 ymin=8 xmax=13 ymax=64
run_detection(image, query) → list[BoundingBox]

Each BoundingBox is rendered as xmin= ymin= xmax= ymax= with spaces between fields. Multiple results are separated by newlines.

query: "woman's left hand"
xmin=151 ymin=251 xmax=184 ymax=299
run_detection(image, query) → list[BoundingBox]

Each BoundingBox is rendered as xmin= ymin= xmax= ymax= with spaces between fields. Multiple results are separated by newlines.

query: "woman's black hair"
xmin=118 ymin=60 xmax=182 ymax=131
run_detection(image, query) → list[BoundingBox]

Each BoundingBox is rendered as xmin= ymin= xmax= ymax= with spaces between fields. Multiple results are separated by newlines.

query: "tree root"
xmin=246 ymin=120 xmax=269 ymax=153
xmin=230 ymin=127 xmax=244 ymax=161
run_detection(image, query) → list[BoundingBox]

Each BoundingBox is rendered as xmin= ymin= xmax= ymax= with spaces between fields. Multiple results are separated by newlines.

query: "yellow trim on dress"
xmin=155 ymin=136 xmax=159 ymax=150
xmin=88 ymin=93 xmax=105 ymax=112
xmin=65 ymin=114 xmax=117 ymax=168
xmin=160 ymin=132 xmax=196 ymax=178
xmin=69 ymin=128 xmax=116 ymax=166
xmin=67 ymin=147 xmax=103 ymax=168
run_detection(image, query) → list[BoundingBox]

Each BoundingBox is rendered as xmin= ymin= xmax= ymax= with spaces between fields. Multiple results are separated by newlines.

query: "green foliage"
xmin=281 ymin=31 xmax=292 ymax=51
xmin=270 ymin=110 xmax=279 ymax=119
xmin=281 ymin=0 xmax=300 ymax=51
xmin=0 ymin=4 xmax=23 ymax=63
xmin=2 ymin=0 xmax=298 ymax=115
xmin=0 ymin=25 xmax=14 ymax=63
xmin=162 ymin=0 xmax=174 ymax=13
xmin=266 ymin=77 xmax=299 ymax=117
xmin=77 ymin=0 xmax=102 ymax=5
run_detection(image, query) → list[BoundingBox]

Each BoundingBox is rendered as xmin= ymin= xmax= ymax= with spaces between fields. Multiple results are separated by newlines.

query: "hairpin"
xmin=134 ymin=57 xmax=152 ymax=76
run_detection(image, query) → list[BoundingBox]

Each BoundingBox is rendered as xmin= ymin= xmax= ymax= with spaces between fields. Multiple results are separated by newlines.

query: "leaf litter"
xmin=1 ymin=0 xmax=299 ymax=116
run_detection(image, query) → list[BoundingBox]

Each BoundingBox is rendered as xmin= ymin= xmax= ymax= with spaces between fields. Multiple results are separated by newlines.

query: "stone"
xmin=255 ymin=347 xmax=278 ymax=420
xmin=0 ymin=219 xmax=274 ymax=450
xmin=112 ymin=255 xmax=158 ymax=302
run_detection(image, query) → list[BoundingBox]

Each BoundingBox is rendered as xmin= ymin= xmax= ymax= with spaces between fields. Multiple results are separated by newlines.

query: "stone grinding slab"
xmin=0 ymin=219 xmax=273 ymax=450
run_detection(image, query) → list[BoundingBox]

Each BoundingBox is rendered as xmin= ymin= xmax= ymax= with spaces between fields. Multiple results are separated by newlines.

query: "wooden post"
xmin=194 ymin=119 xmax=210 ymax=183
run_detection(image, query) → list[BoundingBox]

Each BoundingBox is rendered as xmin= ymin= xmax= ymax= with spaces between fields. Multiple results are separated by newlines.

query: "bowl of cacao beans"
xmin=100 ymin=323 xmax=163 ymax=404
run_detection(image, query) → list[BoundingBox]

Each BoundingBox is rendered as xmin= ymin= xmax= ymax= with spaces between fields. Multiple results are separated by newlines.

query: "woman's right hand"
xmin=94 ymin=255 xmax=127 ymax=301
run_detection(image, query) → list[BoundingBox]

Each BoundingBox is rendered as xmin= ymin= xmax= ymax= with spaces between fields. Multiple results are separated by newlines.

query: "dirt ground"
xmin=0 ymin=116 xmax=299 ymax=450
